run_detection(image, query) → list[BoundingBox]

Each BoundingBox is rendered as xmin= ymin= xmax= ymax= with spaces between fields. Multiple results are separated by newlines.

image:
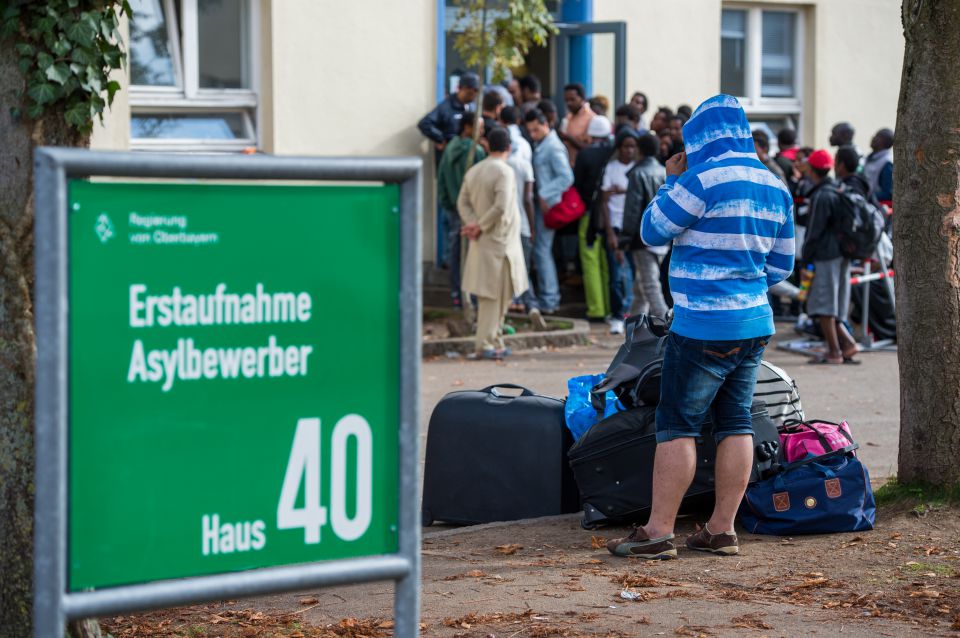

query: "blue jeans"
xmin=443 ymin=208 xmax=462 ymax=302
xmin=605 ymin=238 xmax=634 ymax=320
xmin=656 ymin=332 xmax=770 ymax=444
xmin=533 ymin=208 xmax=560 ymax=311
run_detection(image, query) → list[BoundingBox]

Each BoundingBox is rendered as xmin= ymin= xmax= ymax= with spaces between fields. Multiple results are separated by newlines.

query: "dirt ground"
xmin=98 ymin=324 xmax=919 ymax=637
xmin=102 ymin=497 xmax=960 ymax=638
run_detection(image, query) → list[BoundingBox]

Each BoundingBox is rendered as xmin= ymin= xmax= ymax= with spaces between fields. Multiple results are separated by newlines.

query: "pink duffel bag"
xmin=779 ymin=419 xmax=856 ymax=463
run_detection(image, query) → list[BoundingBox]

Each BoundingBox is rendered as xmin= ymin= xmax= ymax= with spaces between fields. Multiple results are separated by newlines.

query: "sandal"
xmin=808 ymin=356 xmax=843 ymax=365
xmin=843 ymin=357 xmax=862 ymax=365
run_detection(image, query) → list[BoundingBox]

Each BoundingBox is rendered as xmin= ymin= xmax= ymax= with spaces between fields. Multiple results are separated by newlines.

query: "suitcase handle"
xmin=481 ymin=384 xmax=535 ymax=398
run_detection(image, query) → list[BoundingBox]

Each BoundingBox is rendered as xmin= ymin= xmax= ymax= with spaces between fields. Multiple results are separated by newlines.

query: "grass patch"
xmin=874 ymin=478 xmax=960 ymax=508
xmin=903 ymin=561 xmax=954 ymax=576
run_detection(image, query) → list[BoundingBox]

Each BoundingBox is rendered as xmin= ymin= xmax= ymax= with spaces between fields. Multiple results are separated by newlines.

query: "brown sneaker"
xmin=606 ymin=526 xmax=677 ymax=559
xmin=685 ymin=524 xmax=739 ymax=556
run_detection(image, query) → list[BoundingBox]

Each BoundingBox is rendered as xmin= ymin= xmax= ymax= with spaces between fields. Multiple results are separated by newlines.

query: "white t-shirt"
xmin=601 ymin=159 xmax=636 ymax=230
xmin=508 ymin=154 xmax=535 ymax=237
xmin=508 ymin=124 xmax=533 ymax=165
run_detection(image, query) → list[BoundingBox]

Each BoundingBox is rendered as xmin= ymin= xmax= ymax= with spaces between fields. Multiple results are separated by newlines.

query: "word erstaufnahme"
xmin=127 ymin=283 xmax=315 ymax=392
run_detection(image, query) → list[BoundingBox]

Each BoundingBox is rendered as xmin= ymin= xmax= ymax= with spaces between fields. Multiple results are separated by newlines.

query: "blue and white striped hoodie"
xmin=640 ymin=94 xmax=795 ymax=341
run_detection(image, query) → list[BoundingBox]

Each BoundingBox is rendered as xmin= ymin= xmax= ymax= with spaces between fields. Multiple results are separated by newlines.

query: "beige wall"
xmin=811 ymin=0 xmax=902 ymax=149
xmin=267 ymin=0 xmax=437 ymax=252
xmin=594 ymin=0 xmax=722 ymax=115
xmin=593 ymin=0 xmax=903 ymax=150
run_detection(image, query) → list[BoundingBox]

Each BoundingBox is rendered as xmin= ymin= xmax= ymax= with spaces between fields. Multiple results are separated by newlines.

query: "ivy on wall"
xmin=1 ymin=0 xmax=129 ymax=132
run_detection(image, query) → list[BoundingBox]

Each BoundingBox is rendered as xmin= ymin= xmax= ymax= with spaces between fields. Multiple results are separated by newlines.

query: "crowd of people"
xmin=418 ymin=71 xmax=895 ymax=362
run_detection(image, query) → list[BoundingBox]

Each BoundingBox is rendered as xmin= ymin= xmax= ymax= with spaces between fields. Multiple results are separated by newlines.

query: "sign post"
xmin=33 ymin=149 xmax=422 ymax=636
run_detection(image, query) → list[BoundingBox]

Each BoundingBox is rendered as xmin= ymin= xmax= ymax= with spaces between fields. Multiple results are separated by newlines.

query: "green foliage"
xmin=874 ymin=478 xmax=960 ymax=507
xmin=453 ymin=0 xmax=557 ymax=83
xmin=0 ymin=0 xmax=130 ymax=133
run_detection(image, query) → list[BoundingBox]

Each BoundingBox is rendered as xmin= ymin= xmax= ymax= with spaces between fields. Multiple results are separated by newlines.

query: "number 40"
xmin=277 ymin=415 xmax=373 ymax=544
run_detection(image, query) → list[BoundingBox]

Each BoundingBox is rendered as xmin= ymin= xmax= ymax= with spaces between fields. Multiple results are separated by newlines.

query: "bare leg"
xmin=706 ymin=434 xmax=753 ymax=534
xmin=643 ymin=438 xmax=697 ymax=538
xmin=817 ymin=316 xmax=843 ymax=362
xmin=836 ymin=320 xmax=858 ymax=358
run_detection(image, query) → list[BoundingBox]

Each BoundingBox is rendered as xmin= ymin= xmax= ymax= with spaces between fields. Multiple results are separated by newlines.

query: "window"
xmin=720 ymin=5 xmax=803 ymax=129
xmin=128 ymin=0 xmax=258 ymax=151
xmin=720 ymin=10 xmax=747 ymax=98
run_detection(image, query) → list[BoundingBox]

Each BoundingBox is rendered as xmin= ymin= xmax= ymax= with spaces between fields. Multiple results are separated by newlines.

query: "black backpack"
xmin=833 ymin=185 xmax=885 ymax=260
xmin=589 ymin=314 xmax=668 ymax=412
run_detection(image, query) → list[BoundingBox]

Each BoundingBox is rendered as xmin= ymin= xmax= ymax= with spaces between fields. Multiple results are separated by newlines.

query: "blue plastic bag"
xmin=564 ymin=374 xmax=623 ymax=441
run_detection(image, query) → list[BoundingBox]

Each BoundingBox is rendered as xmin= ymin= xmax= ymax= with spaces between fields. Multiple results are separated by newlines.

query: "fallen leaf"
xmin=299 ymin=597 xmax=318 ymax=605
xmin=731 ymin=613 xmax=773 ymax=630
xmin=495 ymin=543 xmax=523 ymax=555
xmin=443 ymin=569 xmax=487 ymax=581
xmin=910 ymin=590 xmax=940 ymax=598
xmin=591 ymin=535 xmax=607 ymax=550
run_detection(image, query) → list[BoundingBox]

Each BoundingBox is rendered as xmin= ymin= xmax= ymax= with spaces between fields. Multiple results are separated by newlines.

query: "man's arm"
xmin=476 ymin=172 xmax=514 ymax=233
xmin=437 ymin=156 xmax=454 ymax=210
xmin=456 ymin=172 xmax=478 ymax=225
xmin=877 ymin=162 xmax=893 ymax=201
xmin=523 ymin=180 xmax=536 ymax=239
xmin=417 ymin=104 xmax=446 ymax=144
xmin=639 ymin=153 xmax=706 ymax=247
xmin=764 ymin=204 xmax=796 ymax=288
xmin=541 ymin=145 xmax=574 ymax=208
xmin=801 ymin=190 xmax=831 ymax=260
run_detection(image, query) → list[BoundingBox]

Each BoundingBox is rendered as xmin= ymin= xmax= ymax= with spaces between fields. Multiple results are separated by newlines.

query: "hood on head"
xmin=681 ymin=95 xmax=757 ymax=168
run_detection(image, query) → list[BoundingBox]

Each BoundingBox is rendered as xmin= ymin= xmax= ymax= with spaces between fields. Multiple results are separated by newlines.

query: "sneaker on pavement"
xmin=606 ymin=526 xmax=677 ymax=559
xmin=685 ymin=524 xmax=739 ymax=556
xmin=608 ymin=318 xmax=625 ymax=335
xmin=528 ymin=308 xmax=549 ymax=332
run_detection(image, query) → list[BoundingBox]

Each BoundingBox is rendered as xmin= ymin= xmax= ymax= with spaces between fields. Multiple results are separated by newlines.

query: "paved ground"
xmin=103 ymin=321 xmax=923 ymax=637
xmin=421 ymin=321 xmax=900 ymax=478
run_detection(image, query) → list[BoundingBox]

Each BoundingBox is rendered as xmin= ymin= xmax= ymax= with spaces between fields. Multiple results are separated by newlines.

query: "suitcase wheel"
xmin=580 ymin=503 xmax=606 ymax=530
xmin=422 ymin=509 xmax=434 ymax=527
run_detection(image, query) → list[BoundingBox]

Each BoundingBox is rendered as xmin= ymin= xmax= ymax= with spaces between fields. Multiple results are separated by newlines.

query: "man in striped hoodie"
xmin=607 ymin=95 xmax=795 ymax=559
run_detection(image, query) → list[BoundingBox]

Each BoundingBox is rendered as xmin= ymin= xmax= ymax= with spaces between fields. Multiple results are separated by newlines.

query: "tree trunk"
xmin=895 ymin=0 xmax=960 ymax=485
xmin=0 ymin=38 xmax=87 ymax=634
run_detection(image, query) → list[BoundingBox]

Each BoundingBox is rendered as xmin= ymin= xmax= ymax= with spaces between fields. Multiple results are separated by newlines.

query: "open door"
xmin=552 ymin=21 xmax=627 ymax=117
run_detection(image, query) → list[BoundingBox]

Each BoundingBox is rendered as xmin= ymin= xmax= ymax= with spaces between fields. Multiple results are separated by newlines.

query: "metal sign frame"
xmin=33 ymin=148 xmax=422 ymax=637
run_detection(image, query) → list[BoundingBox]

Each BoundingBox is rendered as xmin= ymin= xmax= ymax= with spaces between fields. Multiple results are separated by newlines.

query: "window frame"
xmin=721 ymin=4 xmax=804 ymax=123
xmin=129 ymin=0 xmax=260 ymax=152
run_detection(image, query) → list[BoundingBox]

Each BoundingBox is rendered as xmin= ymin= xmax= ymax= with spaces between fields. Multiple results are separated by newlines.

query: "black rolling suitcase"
xmin=568 ymin=403 xmax=780 ymax=529
xmin=422 ymin=384 xmax=581 ymax=526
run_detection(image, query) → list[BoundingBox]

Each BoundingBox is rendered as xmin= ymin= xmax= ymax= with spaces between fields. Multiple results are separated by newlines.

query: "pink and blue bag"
xmin=779 ymin=419 xmax=855 ymax=463
xmin=739 ymin=419 xmax=876 ymax=536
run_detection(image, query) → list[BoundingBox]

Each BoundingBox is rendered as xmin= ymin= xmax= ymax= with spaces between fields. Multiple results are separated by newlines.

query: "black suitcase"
xmin=568 ymin=403 xmax=780 ymax=529
xmin=422 ymin=384 xmax=581 ymax=526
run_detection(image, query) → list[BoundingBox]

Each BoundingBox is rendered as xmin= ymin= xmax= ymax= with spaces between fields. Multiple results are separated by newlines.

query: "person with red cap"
xmin=801 ymin=148 xmax=861 ymax=365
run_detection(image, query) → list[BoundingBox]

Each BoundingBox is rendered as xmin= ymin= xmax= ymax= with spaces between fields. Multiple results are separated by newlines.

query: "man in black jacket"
xmin=801 ymin=149 xmax=860 ymax=365
xmin=418 ymin=72 xmax=480 ymax=163
xmin=573 ymin=116 xmax=615 ymax=321
xmin=621 ymin=133 xmax=668 ymax=318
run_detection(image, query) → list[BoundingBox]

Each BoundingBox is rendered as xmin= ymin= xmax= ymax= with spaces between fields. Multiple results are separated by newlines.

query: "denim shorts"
xmin=655 ymin=332 xmax=770 ymax=444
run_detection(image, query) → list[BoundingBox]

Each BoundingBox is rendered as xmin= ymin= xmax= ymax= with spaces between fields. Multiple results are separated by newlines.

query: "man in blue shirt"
xmin=607 ymin=95 xmax=795 ymax=560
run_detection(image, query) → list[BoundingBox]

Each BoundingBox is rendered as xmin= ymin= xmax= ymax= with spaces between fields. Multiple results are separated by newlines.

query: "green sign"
xmin=67 ymin=181 xmax=401 ymax=591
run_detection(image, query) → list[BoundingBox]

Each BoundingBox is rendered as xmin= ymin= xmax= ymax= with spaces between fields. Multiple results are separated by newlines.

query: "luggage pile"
xmin=422 ymin=314 xmax=875 ymax=536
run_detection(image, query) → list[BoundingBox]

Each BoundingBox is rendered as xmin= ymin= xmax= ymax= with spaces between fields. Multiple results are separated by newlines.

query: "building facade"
xmin=93 ymin=0 xmax=904 ymax=264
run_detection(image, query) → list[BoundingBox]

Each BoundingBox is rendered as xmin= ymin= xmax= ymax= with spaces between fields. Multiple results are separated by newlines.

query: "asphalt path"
xmin=421 ymin=322 xmax=900 ymax=478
